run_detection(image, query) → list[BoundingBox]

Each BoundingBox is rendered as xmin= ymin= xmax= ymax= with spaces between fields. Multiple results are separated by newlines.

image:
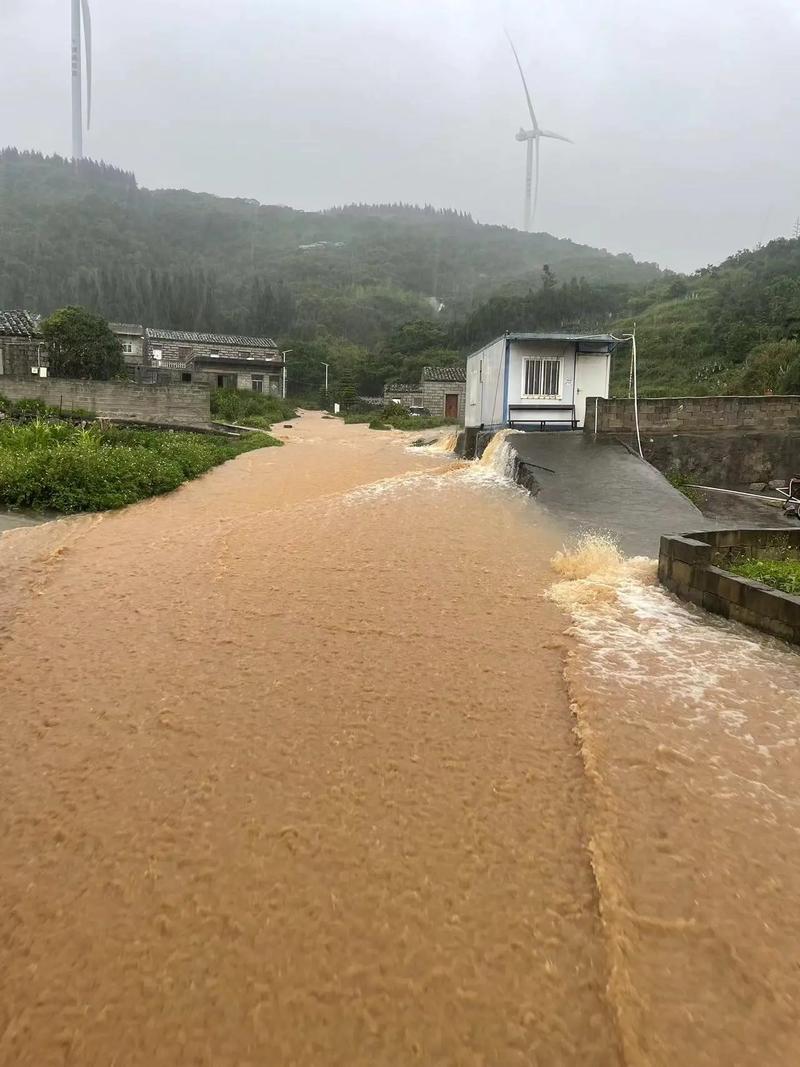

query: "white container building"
xmin=465 ymin=332 xmax=617 ymax=431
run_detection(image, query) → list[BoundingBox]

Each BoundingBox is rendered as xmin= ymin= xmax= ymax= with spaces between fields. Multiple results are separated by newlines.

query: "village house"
xmin=145 ymin=328 xmax=284 ymax=394
xmin=465 ymin=332 xmax=617 ymax=431
xmin=384 ymin=366 xmax=467 ymax=420
xmin=110 ymin=324 xmax=146 ymax=368
xmin=0 ymin=310 xmax=47 ymax=379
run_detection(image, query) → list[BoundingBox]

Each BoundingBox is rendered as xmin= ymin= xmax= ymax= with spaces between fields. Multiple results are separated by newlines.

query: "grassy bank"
xmin=727 ymin=558 xmax=800 ymax=596
xmin=0 ymin=419 xmax=277 ymax=513
xmin=211 ymin=389 xmax=297 ymax=430
xmin=342 ymin=409 xmax=459 ymax=432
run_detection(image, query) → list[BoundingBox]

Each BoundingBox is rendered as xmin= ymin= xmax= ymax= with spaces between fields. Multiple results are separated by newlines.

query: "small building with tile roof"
xmin=384 ymin=365 xmax=467 ymax=421
xmin=0 ymin=310 xmax=46 ymax=379
xmin=109 ymin=323 xmax=145 ymax=368
xmin=145 ymin=327 xmax=284 ymax=395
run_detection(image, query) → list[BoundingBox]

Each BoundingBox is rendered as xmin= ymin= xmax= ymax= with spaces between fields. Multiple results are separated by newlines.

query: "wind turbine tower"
xmin=506 ymin=32 xmax=571 ymax=232
xmin=71 ymin=0 xmax=92 ymax=159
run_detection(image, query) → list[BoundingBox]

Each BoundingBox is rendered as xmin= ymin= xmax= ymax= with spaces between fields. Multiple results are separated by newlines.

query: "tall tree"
xmin=41 ymin=307 xmax=124 ymax=380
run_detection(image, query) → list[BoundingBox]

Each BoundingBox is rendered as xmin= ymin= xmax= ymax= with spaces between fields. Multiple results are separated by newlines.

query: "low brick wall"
xmin=659 ymin=528 xmax=800 ymax=644
xmin=585 ymin=395 xmax=800 ymax=435
xmin=0 ymin=377 xmax=211 ymax=427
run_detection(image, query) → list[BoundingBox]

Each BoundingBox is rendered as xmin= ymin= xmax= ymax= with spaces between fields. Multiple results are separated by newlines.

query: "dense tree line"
xmin=0 ymin=148 xmax=660 ymax=345
xmin=456 ymin=267 xmax=632 ymax=348
xmin=613 ymin=237 xmax=800 ymax=395
xmin=5 ymin=149 xmax=800 ymax=399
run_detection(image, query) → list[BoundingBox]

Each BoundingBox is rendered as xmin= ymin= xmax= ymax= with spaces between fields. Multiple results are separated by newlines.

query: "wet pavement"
xmin=509 ymin=432 xmax=704 ymax=555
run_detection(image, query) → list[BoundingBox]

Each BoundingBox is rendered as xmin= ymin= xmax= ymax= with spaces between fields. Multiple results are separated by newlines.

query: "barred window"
xmin=523 ymin=357 xmax=561 ymax=397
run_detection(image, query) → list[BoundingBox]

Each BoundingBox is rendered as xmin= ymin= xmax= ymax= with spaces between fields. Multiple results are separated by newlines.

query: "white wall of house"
xmin=507 ymin=340 xmax=576 ymax=425
xmin=574 ymin=353 xmax=611 ymax=427
xmin=466 ymin=336 xmax=506 ymax=428
xmin=467 ymin=335 xmax=612 ymax=430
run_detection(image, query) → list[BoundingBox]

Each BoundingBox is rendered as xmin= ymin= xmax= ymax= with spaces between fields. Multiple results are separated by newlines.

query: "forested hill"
xmin=609 ymin=237 xmax=800 ymax=396
xmin=0 ymin=149 xmax=661 ymax=346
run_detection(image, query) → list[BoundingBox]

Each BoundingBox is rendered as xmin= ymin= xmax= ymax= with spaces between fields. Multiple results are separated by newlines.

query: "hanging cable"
xmin=609 ymin=327 xmax=643 ymax=459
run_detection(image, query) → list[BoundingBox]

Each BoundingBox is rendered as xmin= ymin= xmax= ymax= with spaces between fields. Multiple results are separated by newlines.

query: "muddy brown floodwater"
xmin=2 ymin=412 xmax=800 ymax=1067
xmin=0 ymin=413 xmax=620 ymax=1066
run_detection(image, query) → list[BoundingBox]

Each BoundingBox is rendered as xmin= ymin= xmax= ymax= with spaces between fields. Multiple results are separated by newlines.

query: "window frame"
xmin=251 ymin=375 xmax=264 ymax=393
xmin=521 ymin=356 xmax=562 ymax=400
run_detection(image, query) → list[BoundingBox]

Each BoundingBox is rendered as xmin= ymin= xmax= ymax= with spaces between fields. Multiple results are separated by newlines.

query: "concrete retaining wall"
xmin=619 ymin=431 xmax=800 ymax=487
xmin=585 ymin=395 xmax=800 ymax=435
xmin=659 ymin=528 xmax=800 ymax=644
xmin=0 ymin=377 xmax=211 ymax=427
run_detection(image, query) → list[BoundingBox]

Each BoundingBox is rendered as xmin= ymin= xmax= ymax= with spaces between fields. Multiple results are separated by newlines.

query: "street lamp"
xmin=281 ymin=349 xmax=293 ymax=400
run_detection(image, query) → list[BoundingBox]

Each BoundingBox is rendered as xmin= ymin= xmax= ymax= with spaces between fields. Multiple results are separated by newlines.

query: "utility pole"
xmin=281 ymin=349 xmax=293 ymax=399
xmin=321 ymin=362 xmax=329 ymax=394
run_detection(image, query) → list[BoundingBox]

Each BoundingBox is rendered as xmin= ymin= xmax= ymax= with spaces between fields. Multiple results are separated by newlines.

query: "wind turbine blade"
xmin=532 ymin=138 xmax=541 ymax=231
xmin=81 ymin=0 xmax=92 ymax=130
xmin=504 ymin=30 xmax=538 ymax=132
xmin=539 ymin=129 xmax=573 ymax=144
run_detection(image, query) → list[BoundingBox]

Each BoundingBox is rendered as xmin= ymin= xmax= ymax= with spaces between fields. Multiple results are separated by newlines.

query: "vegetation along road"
xmin=2 ymin=412 xmax=800 ymax=1065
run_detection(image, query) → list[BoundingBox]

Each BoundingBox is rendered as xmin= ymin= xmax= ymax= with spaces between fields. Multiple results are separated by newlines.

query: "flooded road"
xmin=0 ymin=414 xmax=619 ymax=1065
xmin=1 ymin=412 xmax=799 ymax=1065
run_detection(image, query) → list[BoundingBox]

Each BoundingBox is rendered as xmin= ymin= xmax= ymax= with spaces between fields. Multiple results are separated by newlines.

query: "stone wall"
xmin=385 ymin=384 xmax=424 ymax=406
xmin=659 ymin=528 xmax=800 ymax=644
xmin=627 ymin=431 xmax=800 ymax=488
xmin=0 ymin=337 xmax=43 ymax=378
xmin=0 ymin=377 xmax=211 ymax=427
xmin=422 ymin=381 xmax=466 ymax=421
xmin=585 ymin=395 xmax=800 ymax=436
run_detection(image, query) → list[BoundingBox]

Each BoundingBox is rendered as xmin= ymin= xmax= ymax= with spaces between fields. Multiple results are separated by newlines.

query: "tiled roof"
xmin=422 ymin=365 xmax=466 ymax=382
xmin=0 ymin=310 xmax=40 ymax=337
xmin=146 ymin=327 xmax=278 ymax=349
xmin=110 ymin=323 xmax=144 ymax=336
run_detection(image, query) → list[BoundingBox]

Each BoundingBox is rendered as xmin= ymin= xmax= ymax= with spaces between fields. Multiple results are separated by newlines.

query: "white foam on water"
xmin=462 ymin=429 xmax=520 ymax=489
xmin=409 ymin=430 xmax=460 ymax=456
xmin=549 ymin=534 xmax=800 ymax=784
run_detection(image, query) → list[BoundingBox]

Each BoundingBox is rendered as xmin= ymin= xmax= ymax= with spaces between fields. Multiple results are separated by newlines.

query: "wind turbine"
xmin=506 ymin=32 xmax=571 ymax=232
xmin=71 ymin=0 xmax=92 ymax=159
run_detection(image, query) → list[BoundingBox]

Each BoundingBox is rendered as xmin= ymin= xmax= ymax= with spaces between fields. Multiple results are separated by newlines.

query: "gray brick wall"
xmin=586 ymin=395 xmax=800 ymax=435
xmin=0 ymin=377 xmax=211 ymax=427
xmin=659 ymin=528 xmax=800 ymax=645
xmin=0 ymin=338 xmax=43 ymax=378
xmin=422 ymin=381 xmax=466 ymax=421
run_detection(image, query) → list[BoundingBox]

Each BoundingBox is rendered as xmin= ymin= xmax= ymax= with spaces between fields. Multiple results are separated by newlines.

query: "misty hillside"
xmin=609 ymin=238 xmax=800 ymax=395
xmin=0 ymin=149 xmax=661 ymax=346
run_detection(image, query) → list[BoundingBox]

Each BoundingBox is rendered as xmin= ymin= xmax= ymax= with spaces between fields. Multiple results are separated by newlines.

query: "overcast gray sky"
xmin=3 ymin=0 xmax=800 ymax=271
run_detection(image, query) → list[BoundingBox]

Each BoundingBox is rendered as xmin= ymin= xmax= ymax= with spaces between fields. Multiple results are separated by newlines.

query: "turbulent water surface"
xmin=1 ymin=412 xmax=799 ymax=1065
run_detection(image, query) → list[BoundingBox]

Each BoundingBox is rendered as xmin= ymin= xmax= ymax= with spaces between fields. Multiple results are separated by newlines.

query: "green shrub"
xmin=0 ymin=420 xmax=277 ymax=513
xmin=210 ymin=388 xmax=296 ymax=427
xmin=666 ymin=470 xmax=701 ymax=506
